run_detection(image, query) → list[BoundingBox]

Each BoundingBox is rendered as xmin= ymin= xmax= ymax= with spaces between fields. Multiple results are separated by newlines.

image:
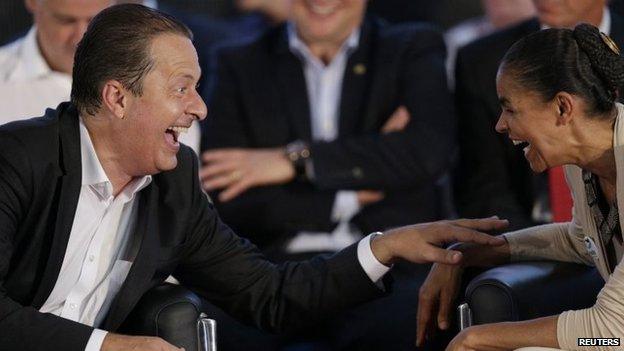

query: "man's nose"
xmin=189 ymin=90 xmax=208 ymax=121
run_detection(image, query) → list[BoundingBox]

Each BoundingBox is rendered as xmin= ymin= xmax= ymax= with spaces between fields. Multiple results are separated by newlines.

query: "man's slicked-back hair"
xmin=71 ymin=4 xmax=193 ymax=115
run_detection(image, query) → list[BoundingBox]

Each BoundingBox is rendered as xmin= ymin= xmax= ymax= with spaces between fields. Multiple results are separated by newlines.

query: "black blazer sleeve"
xmin=173 ymin=152 xmax=386 ymax=333
xmin=203 ymin=50 xmax=338 ymax=237
xmin=453 ymin=47 xmax=533 ymax=228
xmin=310 ymin=28 xmax=455 ymax=190
xmin=0 ymin=131 xmax=93 ymax=351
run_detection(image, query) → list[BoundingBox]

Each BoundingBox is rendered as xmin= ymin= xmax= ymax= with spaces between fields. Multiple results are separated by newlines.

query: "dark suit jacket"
xmin=202 ymin=18 xmax=455 ymax=247
xmin=453 ymin=15 xmax=624 ymax=230
xmin=158 ymin=4 xmax=271 ymax=92
xmin=0 ymin=103 xmax=385 ymax=351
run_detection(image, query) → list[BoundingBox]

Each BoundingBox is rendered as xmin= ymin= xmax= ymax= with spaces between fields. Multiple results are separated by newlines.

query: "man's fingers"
xmin=202 ymin=174 xmax=236 ymax=191
xmin=219 ymin=180 xmax=251 ymax=202
xmin=446 ymin=226 xmax=507 ymax=246
xmin=432 ymin=225 xmax=506 ymax=247
xmin=382 ymin=106 xmax=410 ymax=133
xmin=201 ymin=149 xmax=239 ymax=163
xmin=199 ymin=162 xmax=238 ymax=180
xmin=420 ymin=245 xmax=462 ymax=264
xmin=450 ymin=217 xmax=509 ymax=231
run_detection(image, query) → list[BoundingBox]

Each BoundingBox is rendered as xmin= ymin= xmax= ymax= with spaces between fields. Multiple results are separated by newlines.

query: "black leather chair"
xmin=120 ymin=283 xmax=324 ymax=351
xmin=122 ymin=283 xmax=205 ymax=350
xmin=464 ymin=261 xmax=605 ymax=325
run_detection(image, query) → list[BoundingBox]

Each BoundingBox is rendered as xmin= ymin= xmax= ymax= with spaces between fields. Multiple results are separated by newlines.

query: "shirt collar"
xmin=540 ymin=7 xmax=611 ymax=35
xmin=79 ymin=117 xmax=152 ymax=200
xmin=287 ymin=22 xmax=360 ymax=66
xmin=8 ymin=26 xmax=56 ymax=81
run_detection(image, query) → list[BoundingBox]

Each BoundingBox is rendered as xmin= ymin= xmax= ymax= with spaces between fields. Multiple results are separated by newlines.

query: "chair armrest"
xmin=122 ymin=283 xmax=203 ymax=350
xmin=465 ymin=261 xmax=604 ymax=325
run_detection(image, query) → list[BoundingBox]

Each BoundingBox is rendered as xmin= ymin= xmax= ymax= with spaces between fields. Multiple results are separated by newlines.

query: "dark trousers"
xmin=200 ymin=259 xmax=454 ymax=351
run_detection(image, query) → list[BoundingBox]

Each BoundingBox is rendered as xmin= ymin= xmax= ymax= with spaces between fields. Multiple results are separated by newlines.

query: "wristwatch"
xmin=285 ymin=140 xmax=311 ymax=180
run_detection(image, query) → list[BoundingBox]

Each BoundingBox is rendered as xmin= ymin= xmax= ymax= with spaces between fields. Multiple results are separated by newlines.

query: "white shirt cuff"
xmin=357 ymin=233 xmax=391 ymax=284
xmin=331 ymin=191 xmax=361 ymax=222
xmin=85 ymin=329 xmax=108 ymax=351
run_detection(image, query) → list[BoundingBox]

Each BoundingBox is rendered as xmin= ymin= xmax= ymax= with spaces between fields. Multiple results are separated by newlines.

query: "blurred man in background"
xmin=445 ymin=0 xmax=536 ymax=87
xmin=454 ymin=0 xmax=624 ymax=231
xmin=200 ymin=0 xmax=454 ymax=349
xmin=0 ymin=0 xmax=112 ymax=124
xmin=202 ymin=0 xmax=454 ymax=263
xmin=236 ymin=0 xmax=289 ymax=23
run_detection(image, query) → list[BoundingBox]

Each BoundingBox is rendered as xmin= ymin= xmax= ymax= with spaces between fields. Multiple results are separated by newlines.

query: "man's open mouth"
xmin=165 ymin=125 xmax=189 ymax=147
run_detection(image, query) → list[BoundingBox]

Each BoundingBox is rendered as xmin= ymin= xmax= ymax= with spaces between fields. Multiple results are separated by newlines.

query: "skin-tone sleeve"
xmin=502 ymin=219 xmax=593 ymax=266
xmin=557 ymin=258 xmax=624 ymax=350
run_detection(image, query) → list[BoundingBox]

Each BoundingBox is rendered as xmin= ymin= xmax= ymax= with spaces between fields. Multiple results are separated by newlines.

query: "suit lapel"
xmin=338 ymin=19 xmax=374 ymax=137
xmin=273 ymin=27 xmax=312 ymax=141
xmin=32 ymin=103 xmax=82 ymax=308
xmin=102 ymin=183 xmax=160 ymax=331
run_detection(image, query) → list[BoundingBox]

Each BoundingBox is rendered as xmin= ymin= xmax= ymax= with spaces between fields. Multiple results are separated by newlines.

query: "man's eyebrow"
xmin=168 ymin=73 xmax=196 ymax=83
xmin=51 ymin=11 xmax=79 ymax=21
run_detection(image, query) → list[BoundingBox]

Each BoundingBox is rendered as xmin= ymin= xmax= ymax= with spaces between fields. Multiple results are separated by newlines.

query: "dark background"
xmin=0 ymin=0 xmax=485 ymax=45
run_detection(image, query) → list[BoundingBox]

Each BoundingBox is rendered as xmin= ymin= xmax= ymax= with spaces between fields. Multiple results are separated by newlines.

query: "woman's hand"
xmin=445 ymin=327 xmax=478 ymax=351
xmin=416 ymin=262 xmax=464 ymax=347
xmin=445 ymin=317 xmax=559 ymax=351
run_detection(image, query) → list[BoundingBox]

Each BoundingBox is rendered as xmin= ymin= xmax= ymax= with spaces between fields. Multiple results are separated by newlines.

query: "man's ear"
xmin=554 ymin=92 xmax=575 ymax=126
xmin=101 ymin=80 xmax=128 ymax=120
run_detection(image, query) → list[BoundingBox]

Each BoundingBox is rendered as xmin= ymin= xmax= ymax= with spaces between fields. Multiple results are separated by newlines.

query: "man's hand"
xmin=200 ymin=148 xmax=295 ymax=202
xmin=356 ymin=189 xmax=385 ymax=206
xmin=370 ymin=217 xmax=508 ymax=266
xmin=101 ymin=333 xmax=184 ymax=350
xmin=382 ymin=105 xmax=410 ymax=133
xmin=352 ymin=106 xmax=411 ymax=206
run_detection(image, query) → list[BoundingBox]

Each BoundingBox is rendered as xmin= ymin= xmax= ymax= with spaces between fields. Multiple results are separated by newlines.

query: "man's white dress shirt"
xmin=37 ymin=117 xmax=389 ymax=351
xmin=285 ymin=23 xmax=365 ymax=253
xmin=39 ymin=118 xmax=152 ymax=351
xmin=0 ymin=26 xmax=201 ymax=153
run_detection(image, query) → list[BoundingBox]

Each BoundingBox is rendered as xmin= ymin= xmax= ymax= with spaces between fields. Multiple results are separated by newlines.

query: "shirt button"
xmin=69 ymin=303 xmax=77 ymax=309
xmin=88 ymin=255 xmax=95 ymax=262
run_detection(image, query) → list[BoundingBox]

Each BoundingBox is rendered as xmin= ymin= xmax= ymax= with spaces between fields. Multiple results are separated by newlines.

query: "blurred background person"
xmin=445 ymin=0 xmax=536 ymax=88
xmin=200 ymin=0 xmax=454 ymax=349
xmin=202 ymin=0 xmax=454 ymax=263
xmin=0 ymin=0 xmax=112 ymax=125
xmin=236 ymin=0 xmax=289 ymax=24
xmin=454 ymin=0 xmax=624 ymax=231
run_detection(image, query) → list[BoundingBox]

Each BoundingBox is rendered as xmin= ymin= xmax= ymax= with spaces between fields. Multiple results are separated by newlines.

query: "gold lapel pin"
xmin=353 ymin=63 xmax=366 ymax=75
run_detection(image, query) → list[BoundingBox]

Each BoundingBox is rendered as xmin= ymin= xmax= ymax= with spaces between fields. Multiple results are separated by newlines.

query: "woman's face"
xmin=495 ymin=68 xmax=567 ymax=173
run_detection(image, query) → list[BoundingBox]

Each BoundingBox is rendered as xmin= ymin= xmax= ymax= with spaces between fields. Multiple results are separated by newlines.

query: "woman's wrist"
xmin=449 ymin=239 xmax=510 ymax=268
